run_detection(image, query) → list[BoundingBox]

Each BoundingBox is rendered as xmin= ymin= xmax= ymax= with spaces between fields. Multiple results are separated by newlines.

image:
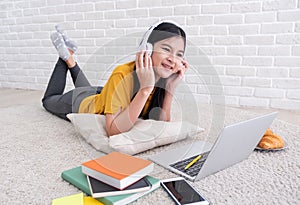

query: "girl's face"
xmin=151 ymin=36 xmax=185 ymax=80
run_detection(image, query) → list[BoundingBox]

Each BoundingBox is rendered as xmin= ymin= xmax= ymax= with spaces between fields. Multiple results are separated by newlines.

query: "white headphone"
xmin=138 ymin=20 xmax=184 ymax=56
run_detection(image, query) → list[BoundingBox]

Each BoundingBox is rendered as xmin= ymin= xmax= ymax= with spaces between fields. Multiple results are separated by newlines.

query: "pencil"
xmin=184 ymin=154 xmax=202 ymax=170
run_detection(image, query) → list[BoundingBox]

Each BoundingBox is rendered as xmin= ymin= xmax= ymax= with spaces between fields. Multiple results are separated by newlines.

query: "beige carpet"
xmin=0 ymin=103 xmax=299 ymax=205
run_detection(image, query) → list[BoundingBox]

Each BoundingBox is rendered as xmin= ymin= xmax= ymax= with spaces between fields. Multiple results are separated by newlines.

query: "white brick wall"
xmin=0 ymin=0 xmax=300 ymax=111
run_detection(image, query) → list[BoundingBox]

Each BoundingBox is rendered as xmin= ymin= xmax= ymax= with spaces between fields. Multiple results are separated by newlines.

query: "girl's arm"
xmin=105 ymin=87 xmax=152 ymax=136
xmin=105 ymin=51 xmax=155 ymax=136
xmin=160 ymin=60 xmax=189 ymax=121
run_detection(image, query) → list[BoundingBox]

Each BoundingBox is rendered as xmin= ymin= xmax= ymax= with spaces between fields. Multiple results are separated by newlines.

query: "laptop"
xmin=149 ymin=112 xmax=277 ymax=181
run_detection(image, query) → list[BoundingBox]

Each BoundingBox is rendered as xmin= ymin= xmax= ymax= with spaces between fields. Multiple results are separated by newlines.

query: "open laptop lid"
xmin=195 ymin=112 xmax=277 ymax=180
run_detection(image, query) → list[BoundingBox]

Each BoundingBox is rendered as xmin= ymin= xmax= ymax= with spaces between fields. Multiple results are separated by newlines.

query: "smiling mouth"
xmin=161 ymin=63 xmax=173 ymax=71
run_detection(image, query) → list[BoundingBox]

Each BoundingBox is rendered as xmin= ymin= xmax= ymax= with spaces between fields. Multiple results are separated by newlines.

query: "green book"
xmin=61 ymin=166 xmax=160 ymax=205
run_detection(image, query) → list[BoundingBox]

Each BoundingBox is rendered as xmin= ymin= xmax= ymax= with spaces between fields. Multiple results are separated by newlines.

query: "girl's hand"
xmin=165 ymin=59 xmax=188 ymax=94
xmin=136 ymin=51 xmax=155 ymax=94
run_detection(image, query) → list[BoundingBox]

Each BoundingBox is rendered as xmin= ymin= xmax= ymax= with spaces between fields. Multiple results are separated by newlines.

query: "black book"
xmin=87 ymin=175 xmax=151 ymax=198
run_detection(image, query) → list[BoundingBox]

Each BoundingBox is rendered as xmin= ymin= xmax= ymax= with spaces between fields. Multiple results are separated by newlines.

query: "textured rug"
xmin=0 ymin=103 xmax=299 ymax=205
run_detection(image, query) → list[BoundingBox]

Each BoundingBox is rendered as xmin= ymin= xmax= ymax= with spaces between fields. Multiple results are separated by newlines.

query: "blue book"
xmin=61 ymin=166 xmax=160 ymax=205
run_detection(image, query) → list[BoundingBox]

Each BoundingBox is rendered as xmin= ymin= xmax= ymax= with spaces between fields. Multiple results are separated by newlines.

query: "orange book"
xmin=81 ymin=152 xmax=153 ymax=190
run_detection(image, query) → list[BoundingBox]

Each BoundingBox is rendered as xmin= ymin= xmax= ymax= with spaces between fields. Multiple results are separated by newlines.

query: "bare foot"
xmin=65 ymin=49 xmax=76 ymax=68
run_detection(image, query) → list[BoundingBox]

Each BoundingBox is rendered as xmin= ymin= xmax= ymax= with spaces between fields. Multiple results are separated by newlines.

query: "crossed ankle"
xmin=50 ymin=32 xmax=70 ymax=61
xmin=55 ymin=25 xmax=78 ymax=52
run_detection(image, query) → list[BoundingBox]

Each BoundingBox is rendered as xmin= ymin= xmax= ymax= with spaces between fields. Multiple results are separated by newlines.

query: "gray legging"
xmin=42 ymin=58 xmax=102 ymax=121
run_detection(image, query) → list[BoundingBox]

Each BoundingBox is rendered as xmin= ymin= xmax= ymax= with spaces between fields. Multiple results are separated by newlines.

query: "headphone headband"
xmin=138 ymin=20 xmax=183 ymax=54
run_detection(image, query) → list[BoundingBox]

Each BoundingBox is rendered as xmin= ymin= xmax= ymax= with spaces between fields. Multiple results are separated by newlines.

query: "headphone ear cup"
xmin=146 ymin=43 xmax=153 ymax=56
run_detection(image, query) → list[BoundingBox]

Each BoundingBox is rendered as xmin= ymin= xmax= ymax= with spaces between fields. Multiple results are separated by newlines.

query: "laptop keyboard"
xmin=169 ymin=151 xmax=210 ymax=177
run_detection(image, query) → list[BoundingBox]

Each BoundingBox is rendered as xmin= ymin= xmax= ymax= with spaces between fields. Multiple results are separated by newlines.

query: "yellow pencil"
xmin=184 ymin=155 xmax=202 ymax=170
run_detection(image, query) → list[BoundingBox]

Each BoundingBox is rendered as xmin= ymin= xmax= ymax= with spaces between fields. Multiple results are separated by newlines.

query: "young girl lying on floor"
xmin=42 ymin=21 xmax=188 ymax=136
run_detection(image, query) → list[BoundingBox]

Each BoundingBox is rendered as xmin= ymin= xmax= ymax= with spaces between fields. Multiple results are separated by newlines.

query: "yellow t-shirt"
xmin=78 ymin=61 xmax=155 ymax=117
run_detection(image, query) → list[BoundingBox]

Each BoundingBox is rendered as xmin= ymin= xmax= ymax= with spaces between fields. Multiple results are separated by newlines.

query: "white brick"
xmin=186 ymin=75 xmax=207 ymax=84
xmin=104 ymin=10 xmax=126 ymax=19
xmin=205 ymin=85 xmax=225 ymax=95
xmin=187 ymin=16 xmax=213 ymax=25
xmin=66 ymin=0 xmax=82 ymax=4
xmin=295 ymin=23 xmax=300 ymax=32
xmin=174 ymin=5 xmax=200 ymax=16
xmin=184 ymin=26 xmax=199 ymax=36
xmin=77 ymin=39 xmax=95 ymax=46
xmin=243 ymin=57 xmax=272 ymax=66
xmin=240 ymin=97 xmax=270 ymax=108
xmin=126 ymin=9 xmax=148 ymax=18
xmin=287 ymin=90 xmax=300 ymax=99
xmin=8 ymin=10 xmax=22 ymax=18
xmin=274 ymin=57 xmax=300 ymax=67
xmin=84 ymin=12 xmax=103 ymax=21
xmin=48 ymin=14 xmax=64 ymax=23
xmin=9 ymin=25 xmax=24 ymax=33
xmin=46 ymin=0 xmax=65 ymax=6
xmin=214 ymin=56 xmax=241 ymax=65
xmin=229 ymin=25 xmax=259 ymax=35
xmin=214 ymin=36 xmax=242 ymax=45
xmin=201 ymin=47 xmax=226 ymax=56
xmin=257 ymin=67 xmax=289 ymax=78
xmin=292 ymin=46 xmax=300 ymax=55
xmin=214 ymin=14 xmax=243 ymax=24
xmin=94 ymin=20 xmax=114 ymax=29
xmin=273 ymin=79 xmax=300 ymax=89
xmin=95 ymin=1 xmax=115 ymax=11
xmin=39 ymin=6 xmax=57 ymax=15
xmin=258 ymin=46 xmax=291 ymax=56
xmin=226 ymin=66 xmax=256 ymax=76
xmin=74 ymin=3 xmax=94 ymax=12
xmin=162 ymin=0 xmax=186 ymax=6
xmin=231 ymin=2 xmax=261 ymax=13
xmin=5 ymin=33 xmax=18 ymax=40
xmin=290 ymin=68 xmax=300 ymax=77
xmin=224 ymin=86 xmax=253 ymax=96
xmin=276 ymin=34 xmax=300 ymax=44
xmin=216 ymin=76 xmax=242 ymax=86
xmin=227 ymin=47 xmax=256 ymax=56
xmin=116 ymin=0 xmax=137 ymax=9
xmin=261 ymin=23 xmax=293 ymax=34
xmin=245 ymin=12 xmax=276 ymax=23
xmin=75 ymin=21 xmax=95 ymax=29
xmin=189 ymin=36 xmax=213 ymax=45
xmin=138 ymin=0 xmax=162 ymax=7
xmin=244 ymin=35 xmax=274 ymax=45
xmin=137 ymin=18 xmax=159 ymax=27
xmin=85 ymin=30 xmax=105 ymax=38
xmin=149 ymin=8 xmax=173 ymax=17
xmin=23 ymin=8 xmax=39 ymax=16
xmin=278 ymin=10 xmax=300 ymax=21
xmin=105 ymin=28 xmax=125 ymax=37
xmin=254 ymin=88 xmax=285 ymax=98
xmin=200 ymin=26 xmax=227 ymax=35
xmin=271 ymin=99 xmax=300 ymax=111
xmin=242 ymin=78 xmax=272 ymax=87
xmin=263 ymin=0 xmax=297 ymax=11
xmin=201 ymin=4 xmax=230 ymax=14
xmin=56 ymin=5 xmax=75 ymax=14
xmin=16 ymin=16 xmax=32 ymax=25
xmin=115 ymin=19 xmax=136 ymax=28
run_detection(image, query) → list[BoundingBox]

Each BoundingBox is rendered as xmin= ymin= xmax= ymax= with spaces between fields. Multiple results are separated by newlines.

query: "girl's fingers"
xmin=136 ymin=52 xmax=140 ymax=70
xmin=148 ymin=54 xmax=152 ymax=68
xmin=144 ymin=51 xmax=148 ymax=69
xmin=138 ymin=51 xmax=144 ymax=69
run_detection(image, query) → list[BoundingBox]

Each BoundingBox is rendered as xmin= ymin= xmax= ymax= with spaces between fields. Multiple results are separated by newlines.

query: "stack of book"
xmin=58 ymin=152 xmax=160 ymax=205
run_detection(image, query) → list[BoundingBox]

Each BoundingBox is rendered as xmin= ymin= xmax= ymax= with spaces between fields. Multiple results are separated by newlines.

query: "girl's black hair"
xmin=131 ymin=22 xmax=186 ymax=120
